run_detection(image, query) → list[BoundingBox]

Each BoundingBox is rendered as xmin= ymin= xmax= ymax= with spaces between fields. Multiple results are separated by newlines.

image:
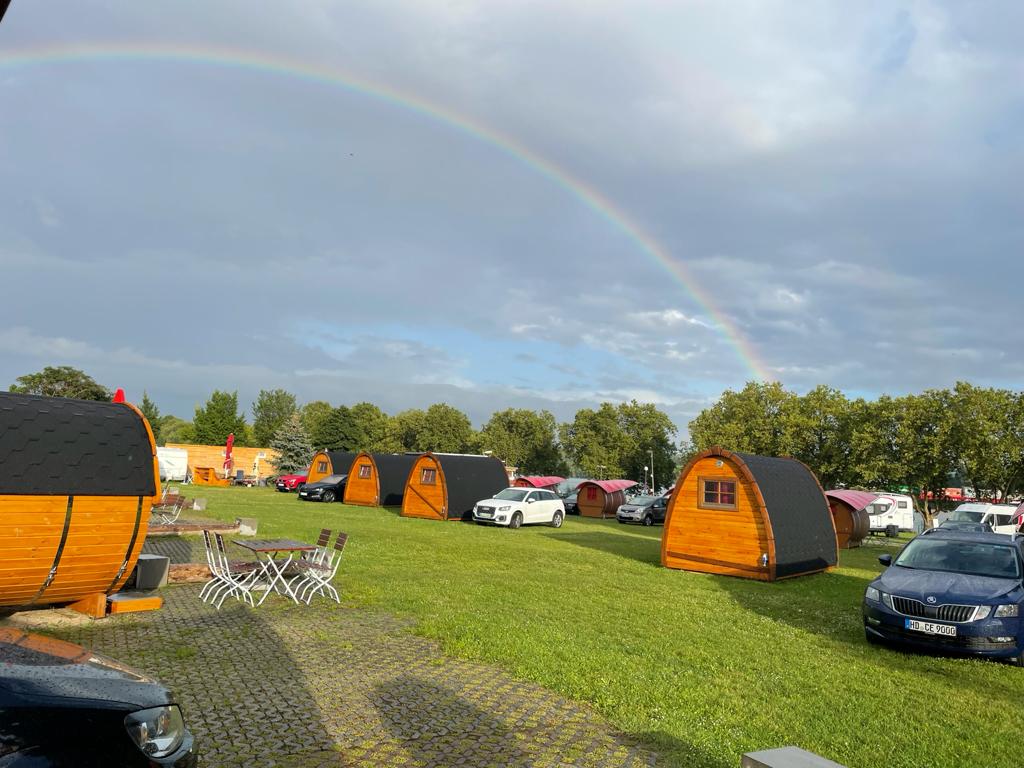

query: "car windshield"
xmin=494 ymin=488 xmax=530 ymax=501
xmin=320 ymin=474 xmax=345 ymax=484
xmin=630 ymin=495 xmax=658 ymax=506
xmin=949 ymin=509 xmax=984 ymax=523
xmin=894 ymin=538 xmax=1021 ymax=579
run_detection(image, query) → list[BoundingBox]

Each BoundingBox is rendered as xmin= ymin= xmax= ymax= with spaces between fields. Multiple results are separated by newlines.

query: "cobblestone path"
xmin=29 ymin=584 xmax=659 ymax=767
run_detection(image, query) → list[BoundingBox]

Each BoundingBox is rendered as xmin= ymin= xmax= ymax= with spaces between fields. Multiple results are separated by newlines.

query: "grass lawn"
xmin=189 ymin=486 xmax=1018 ymax=768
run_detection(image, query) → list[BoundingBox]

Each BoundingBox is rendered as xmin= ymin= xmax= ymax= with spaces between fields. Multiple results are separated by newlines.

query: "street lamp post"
xmin=649 ymin=449 xmax=655 ymax=492
xmin=643 ymin=465 xmax=649 ymax=492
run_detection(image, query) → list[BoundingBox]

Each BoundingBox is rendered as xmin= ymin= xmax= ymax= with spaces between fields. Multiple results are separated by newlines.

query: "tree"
xmin=895 ymin=391 xmax=956 ymax=517
xmin=779 ymin=385 xmax=854 ymax=488
xmin=689 ymin=381 xmax=795 ymax=456
xmin=139 ymin=391 xmax=162 ymax=443
xmin=312 ymin=406 xmax=359 ymax=451
xmin=480 ymin=408 xmax=566 ymax=475
xmin=252 ymin=389 xmax=298 ymax=446
xmin=270 ymin=413 xmax=314 ymax=475
xmin=193 ymin=390 xmax=248 ymax=446
xmin=350 ymin=402 xmax=391 ymax=451
xmin=300 ymin=401 xmax=333 ymax=440
xmin=159 ymin=416 xmax=195 ymax=445
xmin=559 ymin=403 xmax=629 ymax=478
xmin=10 ymin=366 xmax=110 ymax=401
xmin=949 ymin=383 xmax=1024 ymax=500
xmin=418 ymin=403 xmax=474 ymax=453
xmin=616 ymin=400 xmax=677 ymax=490
xmin=381 ymin=409 xmax=428 ymax=452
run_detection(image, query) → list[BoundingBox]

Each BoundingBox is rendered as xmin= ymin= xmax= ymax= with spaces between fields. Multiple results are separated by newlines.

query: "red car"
xmin=275 ymin=472 xmax=308 ymax=492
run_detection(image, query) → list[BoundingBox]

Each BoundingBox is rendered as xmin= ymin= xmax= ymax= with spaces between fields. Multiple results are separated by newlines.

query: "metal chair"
xmin=292 ymin=533 xmax=348 ymax=604
xmin=152 ymin=495 xmax=186 ymax=525
xmin=210 ymin=532 xmax=261 ymax=609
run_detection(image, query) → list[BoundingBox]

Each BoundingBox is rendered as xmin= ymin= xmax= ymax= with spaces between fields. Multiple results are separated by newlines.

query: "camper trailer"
xmin=933 ymin=502 xmax=1020 ymax=534
xmin=865 ymin=493 xmax=917 ymax=535
xmin=156 ymin=446 xmax=188 ymax=482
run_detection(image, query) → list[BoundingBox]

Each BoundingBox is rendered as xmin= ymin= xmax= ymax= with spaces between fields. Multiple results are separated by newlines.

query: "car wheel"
xmin=642 ymin=514 xmax=654 ymax=527
xmin=322 ymin=490 xmax=336 ymax=503
xmin=551 ymin=511 xmax=563 ymax=528
xmin=509 ymin=512 xmax=522 ymax=530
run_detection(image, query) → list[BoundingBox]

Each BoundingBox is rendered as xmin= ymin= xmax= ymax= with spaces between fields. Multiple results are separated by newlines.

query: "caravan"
xmin=865 ymin=493 xmax=918 ymax=536
xmin=933 ymin=502 xmax=1020 ymax=535
xmin=156 ymin=446 xmax=189 ymax=482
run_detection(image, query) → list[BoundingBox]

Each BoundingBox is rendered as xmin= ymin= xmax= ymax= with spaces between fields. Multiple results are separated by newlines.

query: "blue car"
xmin=863 ymin=528 xmax=1024 ymax=665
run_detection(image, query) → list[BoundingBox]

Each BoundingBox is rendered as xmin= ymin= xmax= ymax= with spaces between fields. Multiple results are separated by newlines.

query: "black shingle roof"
xmin=371 ymin=453 xmax=418 ymax=506
xmin=433 ymin=454 xmax=509 ymax=521
xmin=0 ymin=392 xmax=156 ymax=496
xmin=733 ymin=451 xmax=837 ymax=577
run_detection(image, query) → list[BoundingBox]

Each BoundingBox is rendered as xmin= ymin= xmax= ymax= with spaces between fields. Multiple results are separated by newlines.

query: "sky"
xmin=1 ymin=1 xmax=1022 ymax=436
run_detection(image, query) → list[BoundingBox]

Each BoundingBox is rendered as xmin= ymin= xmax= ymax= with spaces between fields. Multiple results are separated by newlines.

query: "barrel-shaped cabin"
xmin=825 ymin=489 xmax=873 ymax=549
xmin=576 ymin=479 xmax=637 ymax=518
xmin=402 ymin=453 xmax=509 ymax=521
xmin=306 ymin=450 xmax=356 ymax=484
xmin=344 ymin=452 xmax=419 ymax=507
xmin=661 ymin=447 xmax=837 ymax=581
xmin=513 ymin=476 xmax=565 ymax=490
xmin=0 ymin=392 xmax=159 ymax=610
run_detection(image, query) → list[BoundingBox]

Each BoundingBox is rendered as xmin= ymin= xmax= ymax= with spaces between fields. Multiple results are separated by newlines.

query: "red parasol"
xmin=224 ymin=433 xmax=235 ymax=476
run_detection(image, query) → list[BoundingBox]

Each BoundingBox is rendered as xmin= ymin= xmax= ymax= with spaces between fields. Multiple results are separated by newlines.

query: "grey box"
xmin=742 ymin=747 xmax=847 ymax=768
xmin=237 ymin=517 xmax=258 ymax=535
xmin=133 ymin=554 xmax=170 ymax=589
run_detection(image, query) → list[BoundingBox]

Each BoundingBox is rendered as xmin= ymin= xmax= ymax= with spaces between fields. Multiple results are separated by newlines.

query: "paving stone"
xmin=26 ymin=579 xmax=660 ymax=767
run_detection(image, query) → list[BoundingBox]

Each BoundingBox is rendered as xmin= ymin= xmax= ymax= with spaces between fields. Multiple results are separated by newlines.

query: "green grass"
xmin=188 ymin=486 xmax=1019 ymax=768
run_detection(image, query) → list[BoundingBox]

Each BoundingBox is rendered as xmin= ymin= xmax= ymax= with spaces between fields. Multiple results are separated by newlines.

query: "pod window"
xmin=421 ymin=468 xmax=437 ymax=485
xmin=700 ymin=478 xmax=737 ymax=510
xmin=317 ymin=460 xmax=328 ymax=473
xmin=358 ymin=464 xmax=372 ymax=479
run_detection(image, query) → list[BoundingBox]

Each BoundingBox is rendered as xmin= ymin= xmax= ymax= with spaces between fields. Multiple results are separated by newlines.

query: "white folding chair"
xmin=292 ymin=533 xmax=347 ymax=604
xmin=210 ymin=533 xmax=261 ymax=609
xmin=198 ymin=530 xmax=224 ymax=603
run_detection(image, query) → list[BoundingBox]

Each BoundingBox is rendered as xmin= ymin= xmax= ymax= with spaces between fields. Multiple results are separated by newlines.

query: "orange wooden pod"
xmin=575 ymin=480 xmax=636 ymax=518
xmin=0 ymin=393 xmax=160 ymax=609
xmin=401 ymin=452 xmax=508 ymax=521
xmin=661 ymin=447 xmax=837 ymax=581
xmin=343 ymin=452 xmax=418 ymax=507
xmin=306 ymin=451 xmax=356 ymax=484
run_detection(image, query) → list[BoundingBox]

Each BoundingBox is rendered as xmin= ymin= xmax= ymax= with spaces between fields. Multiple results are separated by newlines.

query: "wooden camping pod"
xmin=344 ymin=452 xmax=419 ymax=507
xmin=0 ymin=392 xmax=160 ymax=609
xmin=306 ymin=450 xmax=357 ymax=484
xmin=825 ymin=489 xmax=873 ymax=549
xmin=661 ymin=447 xmax=838 ymax=581
xmin=512 ymin=476 xmax=565 ymax=490
xmin=576 ymin=480 xmax=637 ymax=518
xmin=401 ymin=452 xmax=509 ymax=521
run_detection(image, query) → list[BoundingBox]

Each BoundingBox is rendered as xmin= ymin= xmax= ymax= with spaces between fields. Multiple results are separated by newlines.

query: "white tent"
xmin=157 ymin=446 xmax=189 ymax=482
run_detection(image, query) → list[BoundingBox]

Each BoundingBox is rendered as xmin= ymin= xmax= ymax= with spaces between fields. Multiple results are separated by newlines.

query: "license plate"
xmin=905 ymin=618 xmax=956 ymax=636
xmin=299 ymin=492 xmax=307 ymax=497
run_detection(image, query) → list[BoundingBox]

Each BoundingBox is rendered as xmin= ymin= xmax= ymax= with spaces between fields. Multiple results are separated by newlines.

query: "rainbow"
xmin=0 ymin=41 xmax=771 ymax=381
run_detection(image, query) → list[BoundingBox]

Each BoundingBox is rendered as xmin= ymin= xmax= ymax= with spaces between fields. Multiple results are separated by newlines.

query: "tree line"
xmin=689 ymin=381 xmax=1024 ymax=503
xmin=8 ymin=366 xmax=679 ymax=483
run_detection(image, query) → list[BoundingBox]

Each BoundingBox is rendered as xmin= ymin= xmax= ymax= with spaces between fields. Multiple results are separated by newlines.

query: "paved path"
xmin=36 ymin=584 xmax=659 ymax=767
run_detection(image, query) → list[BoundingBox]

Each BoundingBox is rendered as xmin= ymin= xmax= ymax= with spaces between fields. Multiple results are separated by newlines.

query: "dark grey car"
xmin=616 ymin=495 xmax=669 ymax=526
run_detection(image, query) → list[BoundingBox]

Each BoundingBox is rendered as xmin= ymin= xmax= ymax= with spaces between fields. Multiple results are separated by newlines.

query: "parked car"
xmin=616 ymin=494 xmax=669 ymax=526
xmin=933 ymin=503 xmax=1020 ymax=535
xmin=562 ymin=491 xmax=579 ymax=515
xmin=0 ymin=627 xmax=198 ymax=766
xmin=297 ymin=474 xmax=347 ymax=503
xmin=862 ymin=528 xmax=1024 ymax=665
xmin=938 ymin=520 xmax=993 ymax=533
xmin=473 ymin=488 xmax=565 ymax=529
xmin=276 ymin=471 xmax=308 ymax=492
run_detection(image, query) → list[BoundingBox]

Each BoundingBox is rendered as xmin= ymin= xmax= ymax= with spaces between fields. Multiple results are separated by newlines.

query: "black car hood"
xmin=0 ymin=629 xmax=170 ymax=711
xmin=303 ymin=476 xmax=346 ymax=491
xmin=876 ymin=566 xmax=1022 ymax=603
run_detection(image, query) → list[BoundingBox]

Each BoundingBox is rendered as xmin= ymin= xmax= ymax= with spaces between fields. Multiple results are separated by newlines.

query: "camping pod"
xmin=661 ymin=447 xmax=837 ymax=581
xmin=576 ymin=480 xmax=638 ymax=518
xmin=825 ymin=490 xmax=873 ymax=549
xmin=512 ymin=476 xmax=565 ymax=490
xmin=306 ymin=451 xmax=356 ymax=484
xmin=344 ymin=452 xmax=419 ymax=507
xmin=402 ymin=453 xmax=508 ymax=521
xmin=0 ymin=392 xmax=159 ymax=610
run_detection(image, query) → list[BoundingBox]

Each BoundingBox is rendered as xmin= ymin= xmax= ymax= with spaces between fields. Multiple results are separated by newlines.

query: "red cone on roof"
xmin=112 ymin=388 xmax=126 ymax=403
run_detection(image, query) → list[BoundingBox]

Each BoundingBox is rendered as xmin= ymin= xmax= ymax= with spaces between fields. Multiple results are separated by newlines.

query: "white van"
xmin=933 ymin=502 xmax=1020 ymax=535
xmin=866 ymin=493 xmax=917 ymax=535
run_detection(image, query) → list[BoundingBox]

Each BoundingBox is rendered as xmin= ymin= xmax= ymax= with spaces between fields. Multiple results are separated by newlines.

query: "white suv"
xmin=473 ymin=488 xmax=565 ymax=529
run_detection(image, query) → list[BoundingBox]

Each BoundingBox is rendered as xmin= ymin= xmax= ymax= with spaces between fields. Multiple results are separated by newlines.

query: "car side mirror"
xmin=527 ymin=498 xmax=535 ymax=503
xmin=878 ymin=554 xmax=892 ymax=567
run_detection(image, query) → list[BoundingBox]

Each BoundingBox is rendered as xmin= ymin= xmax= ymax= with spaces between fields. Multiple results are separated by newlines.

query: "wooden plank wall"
xmin=663 ymin=456 xmax=772 ymax=580
xmin=344 ymin=456 xmax=378 ymax=506
xmin=401 ymin=457 xmax=447 ymax=520
xmin=165 ymin=443 xmax=279 ymax=479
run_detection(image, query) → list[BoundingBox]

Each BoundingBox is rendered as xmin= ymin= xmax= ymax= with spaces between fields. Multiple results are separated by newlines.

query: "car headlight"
xmin=995 ymin=605 xmax=1020 ymax=618
xmin=499 ymin=505 xmax=511 ymax=511
xmin=974 ymin=606 xmax=992 ymax=620
xmin=881 ymin=592 xmax=893 ymax=609
xmin=864 ymin=586 xmax=880 ymax=603
xmin=125 ymin=705 xmax=185 ymax=758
